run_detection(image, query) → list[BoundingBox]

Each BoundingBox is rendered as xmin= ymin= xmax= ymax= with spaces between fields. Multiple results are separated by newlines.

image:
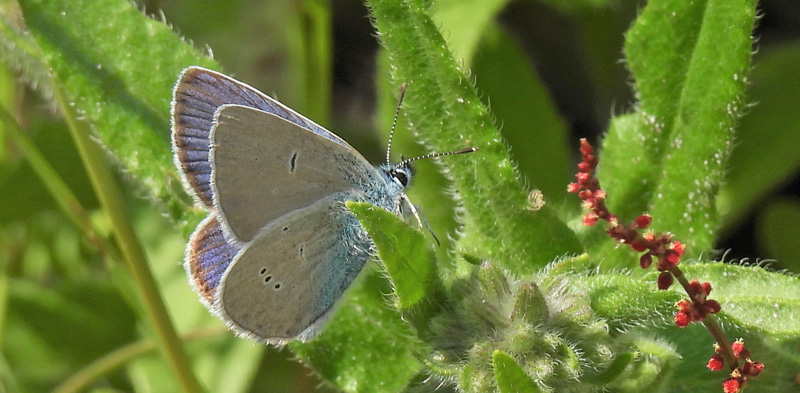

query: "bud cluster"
xmin=708 ymin=340 xmax=764 ymax=393
xmin=568 ymin=139 xmax=763 ymax=392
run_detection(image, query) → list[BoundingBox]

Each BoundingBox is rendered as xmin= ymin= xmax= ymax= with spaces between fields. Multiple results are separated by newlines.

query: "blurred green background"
xmin=0 ymin=0 xmax=798 ymax=392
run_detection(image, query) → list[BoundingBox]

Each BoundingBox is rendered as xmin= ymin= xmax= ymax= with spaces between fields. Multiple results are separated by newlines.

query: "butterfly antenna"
xmin=395 ymin=146 xmax=479 ymax=168
xmin=386 ymin=83 xmax=407 ymax=165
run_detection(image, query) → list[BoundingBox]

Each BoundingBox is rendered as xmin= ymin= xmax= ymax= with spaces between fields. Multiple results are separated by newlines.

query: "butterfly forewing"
xmin=171 ymin=66 xmax=351 ymax=207
xmin=210 ymin=104 xmax=382 ymax=243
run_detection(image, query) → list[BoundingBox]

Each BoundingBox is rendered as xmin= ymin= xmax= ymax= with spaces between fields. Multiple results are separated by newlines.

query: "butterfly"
xmin=171 ymin=66 xmax=475 ymax=343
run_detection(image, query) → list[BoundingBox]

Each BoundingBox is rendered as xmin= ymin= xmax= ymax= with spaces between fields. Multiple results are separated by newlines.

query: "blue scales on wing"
xmin=185 ymin=214 xmax=240 ymax=304
xmin=171 ymin=66 xmax=350 ymax=207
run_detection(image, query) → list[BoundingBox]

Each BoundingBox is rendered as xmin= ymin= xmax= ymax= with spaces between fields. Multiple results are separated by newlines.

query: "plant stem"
xmin=50 ymin=79 xmax=204 ymax=392
xmin=0 ymin=104 xmax=118 ymax=259
xmin=52 ymin=326 xmax=225 ymax=393
xmin=672 ymin=267 xmax=736 ymax=368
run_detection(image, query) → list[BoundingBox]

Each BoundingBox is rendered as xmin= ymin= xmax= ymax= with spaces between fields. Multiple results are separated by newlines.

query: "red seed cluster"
xmin=709 ymin=340 xmax=764 ymax=392
xmin=569 ymin=139 xmax=610 ymax=226
xmin=568 ymin=139 xmax=764 ymax=392
xmin=674 ymin=280 xmax=721 ymax=328
xmin=569 ymin=139 xmax=687 ymax=287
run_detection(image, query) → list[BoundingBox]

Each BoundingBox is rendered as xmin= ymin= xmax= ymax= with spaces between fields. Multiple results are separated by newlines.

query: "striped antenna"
xmin=385 ymin=83 xmax=407 ymax=165
xmin=394 ymin=146 xmax=479 ymax=169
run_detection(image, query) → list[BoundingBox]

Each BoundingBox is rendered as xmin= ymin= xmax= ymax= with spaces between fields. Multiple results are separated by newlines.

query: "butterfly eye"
xmin=390 ymin=168 xmax=410 ymax=187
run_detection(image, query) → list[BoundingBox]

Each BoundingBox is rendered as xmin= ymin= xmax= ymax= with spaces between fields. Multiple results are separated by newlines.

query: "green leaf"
xmin=492 ymin=350 xmax=543 ymax=393
xmin=595 ymin=113 xmax=659 ymax=226
xmin=569 ymin=271 xmax=682 ymax=332
xmin=646 ymin=0 xmax=757 ymax=254
xmin=600 ymin=0 xmax=758 ymax=262
xmin=347 ymin=201 xmax=440 ymax=311
xmin=367 ymin=0 xmax=582 ymax=274
xmin=599 ymin=0 xmax=756 ymax=264
xmin=681 ymin=264 xmax=800 ymax=336
xmin=570 ymin=263 xmax=800 ymax=337
xmin=15 ymin=0 xmax=216 ymax=226
xmin=719 ymin=44 xmax=800 ymax=232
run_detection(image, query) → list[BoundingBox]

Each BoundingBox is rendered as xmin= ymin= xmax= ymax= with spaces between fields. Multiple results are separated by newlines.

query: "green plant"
xmin=1 ymin=0 xmax=799 ymax=392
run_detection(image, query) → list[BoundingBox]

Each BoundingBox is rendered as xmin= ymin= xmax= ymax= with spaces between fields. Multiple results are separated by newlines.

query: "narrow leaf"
xmin=347 ymin=201 xmax=440 ymax=310
xmin=367 ymin=0 xmax=582 ymax=274
xmin=601 ymin=0 xmax=758 ymax=260
xmin=647 ymin=0 xmax=757 ymax=255
xmin=16 ymin=0 xmax=216 ymax=226
xmin=492 ymin=350 xmax=543 ymax=393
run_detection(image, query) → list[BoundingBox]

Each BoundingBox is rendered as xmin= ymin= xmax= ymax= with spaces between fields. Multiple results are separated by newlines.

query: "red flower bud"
xmin=671 ymin=241 xmax=685 ymax=256
xmin=582 ymin=213 xmax=599 ymax=226
xmin=742 ymin=361 xmax=763 ymax=377
xmin=732 ymin=340 xmax=751 ymax=359
xmin=640 ymin=253 xmax=653 ymax=269
xmin=705 ymin=299 xmax=721 ymax=314
xmin=690 ymin=279 xmax=705 ymax=296
xmin=707 ymin=354 xmax=724 ymax=371
xmin=594 ymin=189 xmax=607 ymax=200
xmin=657 ymin=272 xmax=674 ymax=290
xmin=675 ymin=310 xmax=691 ymax=328
xmin=665 ymin=249 xmax=681 ymax=265
xmin=722 ymin=378 xmax=741 ymax=393
xmin=579 ymin=138 xmax=594 ymax=156
xmin=634 ymin=214 xmax=652 ymax=229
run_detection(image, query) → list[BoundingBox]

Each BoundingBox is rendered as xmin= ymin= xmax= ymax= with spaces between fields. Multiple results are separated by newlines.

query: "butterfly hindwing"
xmin=185 ymin=213 xmax=240 ymax=305
xmin=218 ymin=196 xmax=372 ymax=343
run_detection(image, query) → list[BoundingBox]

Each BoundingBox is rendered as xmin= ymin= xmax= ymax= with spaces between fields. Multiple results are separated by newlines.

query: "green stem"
xmin=287 ymin=0 xmax=332 ymax=125
xmin=0 ymin=104 xmax=118 ymax=260
xmin=51 ymin=326 xmax=225 ymax=393
xmin=50 ymin=79 xmax=204 ymax=392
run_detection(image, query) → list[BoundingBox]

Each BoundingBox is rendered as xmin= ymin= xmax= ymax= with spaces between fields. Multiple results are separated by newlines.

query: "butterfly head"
xmin=388 ymin=159 xmax=414 ymax=189
xmin=382 ymin=83 xmax=476 ymax=192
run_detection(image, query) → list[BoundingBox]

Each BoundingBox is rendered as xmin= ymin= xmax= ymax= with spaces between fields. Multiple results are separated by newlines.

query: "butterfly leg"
xmin=401 ymin=195 xmax=440 ymax=246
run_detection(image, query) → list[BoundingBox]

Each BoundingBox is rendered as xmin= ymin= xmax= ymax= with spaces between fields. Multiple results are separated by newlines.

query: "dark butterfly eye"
xmin=391 ymin=168 xmax=410 ymax=187
xmin=394 ymin=171 xmax=408 ymax=187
